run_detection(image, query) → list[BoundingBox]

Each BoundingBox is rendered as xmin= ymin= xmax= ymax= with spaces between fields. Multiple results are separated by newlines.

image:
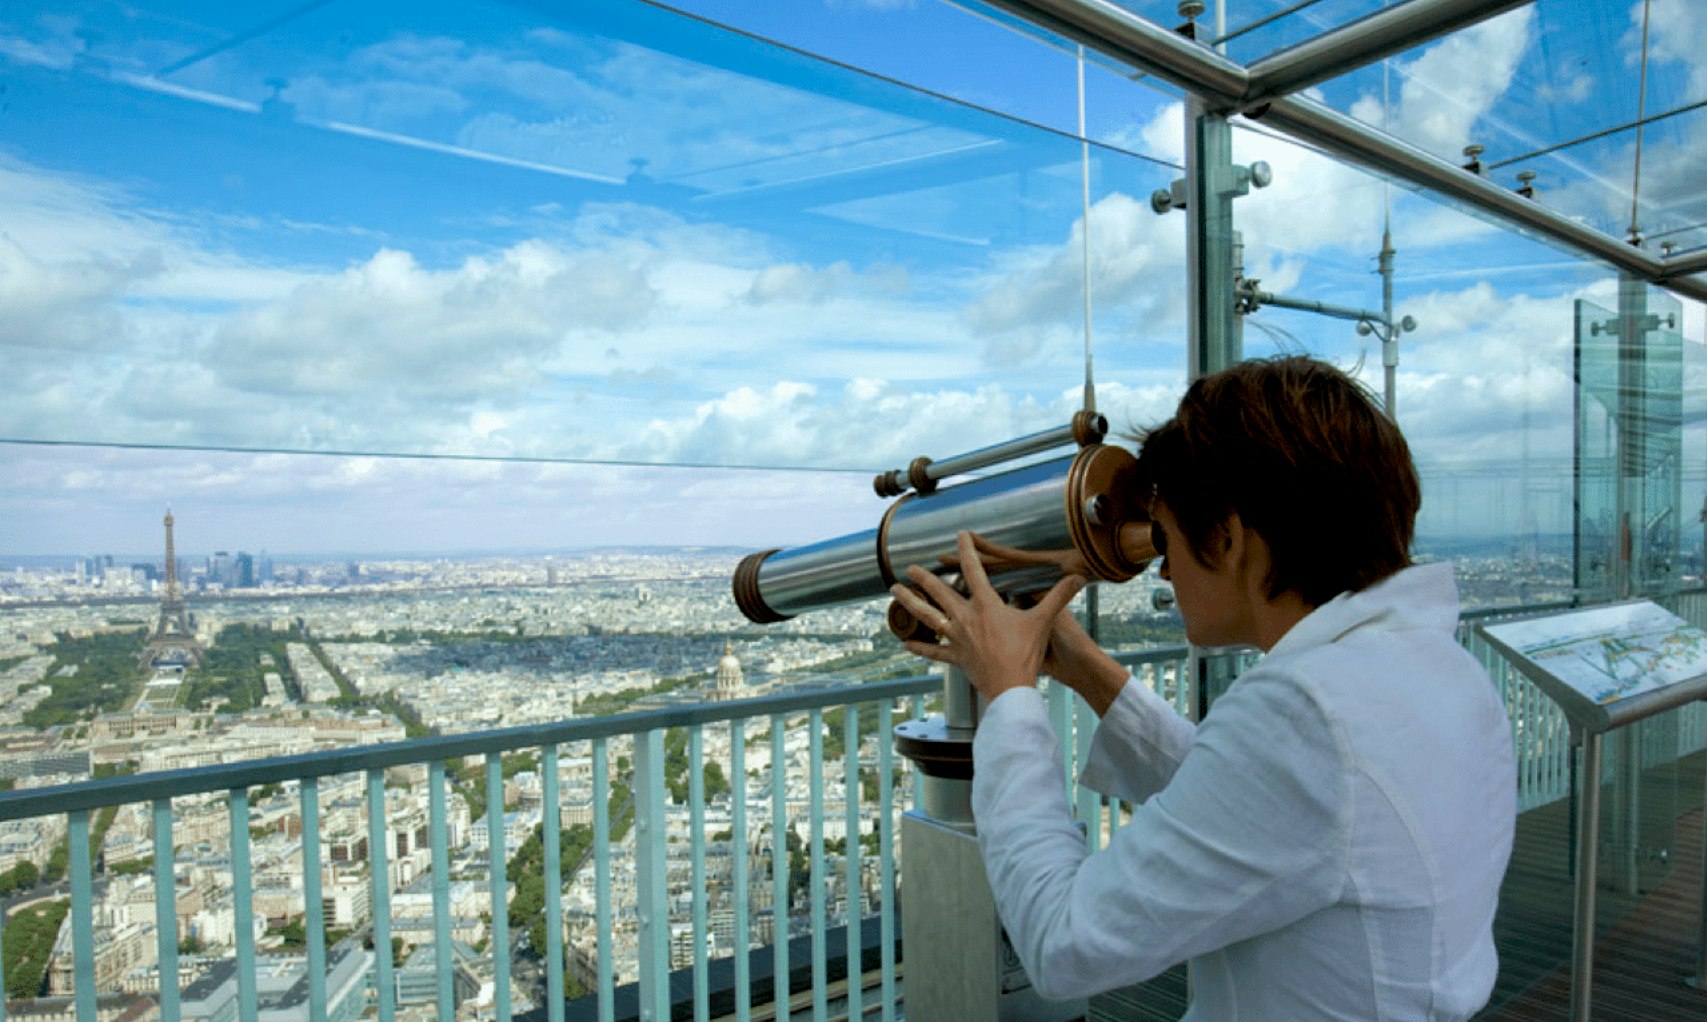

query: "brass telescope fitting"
xmin=873 ymin=411 xmax=1108 ymax=499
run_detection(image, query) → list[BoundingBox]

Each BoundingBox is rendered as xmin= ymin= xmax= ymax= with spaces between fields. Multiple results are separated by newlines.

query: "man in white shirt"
xmin=890 ymin=356 xmax=1517 ymax=1020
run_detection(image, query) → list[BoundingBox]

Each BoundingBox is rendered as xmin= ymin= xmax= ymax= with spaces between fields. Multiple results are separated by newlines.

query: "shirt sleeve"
xmin=971 ymin=671 xmax=1351 ymax=1001
xmin=1076 ymin=674 xmax=1197 ymax=805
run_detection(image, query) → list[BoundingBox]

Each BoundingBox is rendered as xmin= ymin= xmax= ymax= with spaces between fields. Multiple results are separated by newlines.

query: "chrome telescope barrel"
xmin=733 ymin=444 xmax=1155 ymax=624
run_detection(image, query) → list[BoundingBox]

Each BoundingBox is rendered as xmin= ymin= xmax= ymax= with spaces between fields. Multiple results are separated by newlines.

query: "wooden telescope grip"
xmin=886 ymin=520 xmax=1159 ymax=642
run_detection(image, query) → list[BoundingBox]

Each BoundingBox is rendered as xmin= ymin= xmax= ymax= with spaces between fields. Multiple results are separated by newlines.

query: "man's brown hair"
xmin=1135 ymin=355 xmax=1420 ymax=608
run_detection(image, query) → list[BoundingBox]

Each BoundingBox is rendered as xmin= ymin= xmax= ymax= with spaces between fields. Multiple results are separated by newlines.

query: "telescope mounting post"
xmin=897 ymin=659 xmax=1086 ymax=1022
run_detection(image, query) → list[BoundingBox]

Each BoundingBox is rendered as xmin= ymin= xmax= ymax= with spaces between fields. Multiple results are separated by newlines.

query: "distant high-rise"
xmin=235 ymin=551 xmax=255 ymax=588
xmin=141 ymin=509 xmax=204 ymax=668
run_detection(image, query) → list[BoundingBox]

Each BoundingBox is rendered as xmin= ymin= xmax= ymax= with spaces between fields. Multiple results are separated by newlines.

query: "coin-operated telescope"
xmin=733 ymin=410 xmax=1156 ymax=642
xmin=732 ymin=411 xmax=1157 ymax=818
xmin=731 ymin=413 xmax=1157 ymax=1022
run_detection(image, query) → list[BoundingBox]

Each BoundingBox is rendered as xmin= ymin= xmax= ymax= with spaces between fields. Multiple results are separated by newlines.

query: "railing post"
xmin=228 ymin=788 xmax=258 ymax=1022
xmin=542 ymin=746 xmax=564 ymax=1022
xmin=877 ymin=702 xmax=897 ymax=1022
xmin=842 ymin=705 xmax=863 ymax=1022
xmin=1692 ymin=737 xmax=1707 ymax=988
xmin=366 ymin=771 xmax=395 ymax=1022
xmin=593 ymin=739 xmax=614 ymax=1022
xmin=689 ymin=726 xmax=709 ymax=1022
xmin=302 ymin=778 xmax=327 ymax=1022
xmin=771 ymin=715 xmax=791 ymax=1022
xmin=429 ymin=761 xmax=453 ymax=1022
xmin=731 ymin=722 xmax=751 ymax=1022
xmin=1571 ymin=732 xmax=1604 ymax=1022
xmin=634 ymin=729 xmax=670 ymax=1022
xmin=152 ymin=798 xmax=180 ymax=1022
xmin=808 ymin=710 xmax=827 ymax=1022
xmin=1074 ymin=699 xmax=1098 ymax=848
xmin=70 ymin=810 xmax=95 ymax=1022
xmin=485 ymin=757 xmax=511 ymax=1022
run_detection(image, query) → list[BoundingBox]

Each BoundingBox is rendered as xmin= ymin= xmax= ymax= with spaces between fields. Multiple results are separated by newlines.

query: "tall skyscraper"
xmin=210 ymin=550 xmax=232 ymax=587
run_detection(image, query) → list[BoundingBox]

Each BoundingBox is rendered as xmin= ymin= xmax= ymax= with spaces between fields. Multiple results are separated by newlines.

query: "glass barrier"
xmin=0 ymin=0 xmax=1182 ymax=472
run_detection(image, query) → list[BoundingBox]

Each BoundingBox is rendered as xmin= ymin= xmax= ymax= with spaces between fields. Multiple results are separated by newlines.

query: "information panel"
xmin=1478 ymin=600 xmax=1707 ymax=734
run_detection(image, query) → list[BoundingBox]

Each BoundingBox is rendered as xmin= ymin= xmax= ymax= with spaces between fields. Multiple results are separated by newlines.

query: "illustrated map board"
xmin=1477 ymin=600 xmax=1707 ymax=735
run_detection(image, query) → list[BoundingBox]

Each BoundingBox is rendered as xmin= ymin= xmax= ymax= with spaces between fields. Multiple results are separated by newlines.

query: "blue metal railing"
xmin=5 ymin=602 xmax=1704 ymax=1020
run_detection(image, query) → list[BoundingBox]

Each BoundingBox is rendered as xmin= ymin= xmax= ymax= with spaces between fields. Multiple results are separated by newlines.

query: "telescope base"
xmin=901 ymin=811 xmax=1087 ymax=1022
xmin=894 ymin=715 xmax=976 ymax=827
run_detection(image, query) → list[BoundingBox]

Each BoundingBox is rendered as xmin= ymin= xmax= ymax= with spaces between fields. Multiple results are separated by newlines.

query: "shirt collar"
xmin=1265 ymin=562 xmax=1462 ymax=660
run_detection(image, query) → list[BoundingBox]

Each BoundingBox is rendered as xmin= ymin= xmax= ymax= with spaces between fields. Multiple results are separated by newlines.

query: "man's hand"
xmin=1039 ymin=610 xmax=1130 ymax=717
xmin=889 ymin=530 xmax=1085 ymax=704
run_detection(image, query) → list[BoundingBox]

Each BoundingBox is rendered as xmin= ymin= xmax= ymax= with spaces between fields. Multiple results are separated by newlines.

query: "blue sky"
xmin=1 ymin=0 xmax=1704 ymax=558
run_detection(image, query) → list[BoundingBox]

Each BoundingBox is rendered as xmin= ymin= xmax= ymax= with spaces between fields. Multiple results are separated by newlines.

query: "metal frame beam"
xmin=983 ymin=0 xmax=1707 ymax=308
xmin=1661 ymin=247 xmax=1707 ymax=281
xmin=1243 ymin=0 xmax=1537 ymax=106
xmin=1256 ymin=96 xmax=1707 ymax=307
xmin=1256 ymin=96 xmax=1662 ymax=276
xmin=980 ymin=0 xmax=1248 ymax=106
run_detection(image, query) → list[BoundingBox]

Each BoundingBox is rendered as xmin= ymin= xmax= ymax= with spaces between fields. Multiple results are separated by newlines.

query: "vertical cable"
xmin=1077 ymin=45 xmax=1096 ymax=417
xmin=1630 ymin=0 xmax=1653 ymax=240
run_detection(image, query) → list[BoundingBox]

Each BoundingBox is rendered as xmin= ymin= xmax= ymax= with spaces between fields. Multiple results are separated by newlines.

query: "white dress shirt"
xmin=971 ymin=563 xmax=1517 ymax=1020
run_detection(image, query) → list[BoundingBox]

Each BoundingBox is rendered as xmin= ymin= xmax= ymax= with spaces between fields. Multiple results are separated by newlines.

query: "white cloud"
xmin=1632 ymin=0 xmax=1707 ymax=98
xmin=1363 ymin=7 xmax=1535 ymax=160
xmin=963 ymin=193 xmax=1186 ymax=364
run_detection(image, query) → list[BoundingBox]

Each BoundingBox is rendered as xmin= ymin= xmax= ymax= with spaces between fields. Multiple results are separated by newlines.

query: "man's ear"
xmin=1219 ymin=512 xmax=1245 ymax=567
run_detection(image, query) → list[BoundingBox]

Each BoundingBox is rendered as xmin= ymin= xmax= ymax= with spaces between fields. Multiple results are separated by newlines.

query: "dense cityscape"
xmin=0 ymin=515 xmax=1583 ymax=1021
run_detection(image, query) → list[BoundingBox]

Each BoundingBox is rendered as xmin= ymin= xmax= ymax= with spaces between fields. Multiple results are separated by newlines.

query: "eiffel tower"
xmin=141 ymin=509 xmax=204 ymax=668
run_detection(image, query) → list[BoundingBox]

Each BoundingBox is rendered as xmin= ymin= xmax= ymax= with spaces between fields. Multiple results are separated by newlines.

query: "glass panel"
xmin=1595 ymin=714 xmax=1681 ymax=931
xmin=1637 ymin=288 xmax=1685 ymax=595
xmin=1301 ymin=1 xmax=1706 ymax=258
xmin=0 ymin=0 xmax=1181 ymax=472
xmin=663 ymin=0 xmax=1186 ymax=138
xmin=1232 ymin=118 xmax=1608 ymax=610
xmin=1574 ymin=297 xmax=1619 ymax=603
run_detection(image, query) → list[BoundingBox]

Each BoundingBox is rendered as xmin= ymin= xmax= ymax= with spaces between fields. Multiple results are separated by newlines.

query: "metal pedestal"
xmin=895 ymin=666 xmax=1086 ymax=1022
xmin=901 ymin=811 xmax=1085 ymax=1022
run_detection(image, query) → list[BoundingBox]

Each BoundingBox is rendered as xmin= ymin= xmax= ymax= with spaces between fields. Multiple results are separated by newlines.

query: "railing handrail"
xmin=0 ymin=674 xmax=942 ymax=822
xmin=0 ymin=641 xmax=1214 ymax=824
xmin=7 ymin=591 xmax=1675 ymax=823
